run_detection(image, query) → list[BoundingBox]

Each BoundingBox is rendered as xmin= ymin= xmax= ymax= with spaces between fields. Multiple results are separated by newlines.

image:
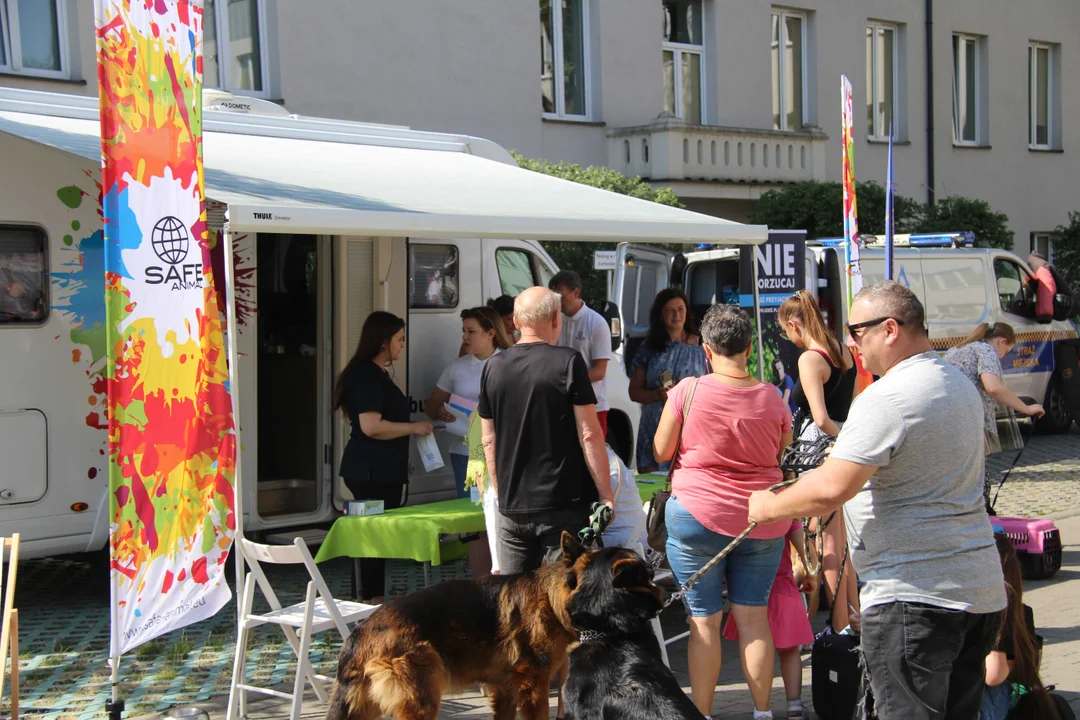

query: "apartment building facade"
xmin=2 ymin=0 xmax=1076 ymax=255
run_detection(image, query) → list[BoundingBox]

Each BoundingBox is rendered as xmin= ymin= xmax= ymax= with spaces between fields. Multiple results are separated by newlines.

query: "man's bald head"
xmin=852 ymin=281 xmax=926 ymax=336
xmin=514 ymin=286 xmax=562 ymax=342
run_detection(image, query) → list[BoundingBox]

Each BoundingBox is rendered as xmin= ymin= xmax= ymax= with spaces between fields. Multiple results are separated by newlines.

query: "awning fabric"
xmin=0 ymin=106 xmax=767 ymax=244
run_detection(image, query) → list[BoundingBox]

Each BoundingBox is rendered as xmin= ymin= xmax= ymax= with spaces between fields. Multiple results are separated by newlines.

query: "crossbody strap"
xmin=666 ymin=378 xmax=700 ymax=489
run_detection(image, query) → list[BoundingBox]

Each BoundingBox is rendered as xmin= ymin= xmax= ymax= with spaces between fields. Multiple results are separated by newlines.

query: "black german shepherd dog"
xmin=561 ymin=532 xmax=702 ymax=720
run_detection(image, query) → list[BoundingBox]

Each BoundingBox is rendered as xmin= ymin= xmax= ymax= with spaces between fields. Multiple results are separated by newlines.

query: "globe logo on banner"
xmin=151 ymin=216 xmax=189 ymax=265
xmin=144 ymin=216 xmax=202 ymax=290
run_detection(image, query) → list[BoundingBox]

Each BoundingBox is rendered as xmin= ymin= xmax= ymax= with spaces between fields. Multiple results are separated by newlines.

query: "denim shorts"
xmin=665 ymin=494 xmax=784 ymax=616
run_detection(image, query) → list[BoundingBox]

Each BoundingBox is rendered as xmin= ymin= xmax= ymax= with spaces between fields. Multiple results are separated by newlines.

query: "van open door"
xmin=611 ymin=244 xmax=675 ymax=371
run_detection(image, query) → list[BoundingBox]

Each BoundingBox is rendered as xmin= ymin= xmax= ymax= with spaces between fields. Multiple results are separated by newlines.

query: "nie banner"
xmin=740 ymin=230 xmax=806 ymax=409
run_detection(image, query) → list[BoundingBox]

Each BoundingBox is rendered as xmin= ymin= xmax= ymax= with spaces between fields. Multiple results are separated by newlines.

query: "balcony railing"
xmin=607 ymin=116 xmax=828 ymax=185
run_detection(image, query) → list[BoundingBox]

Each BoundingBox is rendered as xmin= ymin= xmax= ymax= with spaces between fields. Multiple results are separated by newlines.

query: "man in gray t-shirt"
xmin=749 ymin=281 xmax=1005 ymax=719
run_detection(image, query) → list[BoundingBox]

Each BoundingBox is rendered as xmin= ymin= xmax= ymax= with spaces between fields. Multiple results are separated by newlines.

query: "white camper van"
xmin=613 ymin=233 xmax=1079 ymax=432
xmin=0 ymin=88 xmax=766 ymax=560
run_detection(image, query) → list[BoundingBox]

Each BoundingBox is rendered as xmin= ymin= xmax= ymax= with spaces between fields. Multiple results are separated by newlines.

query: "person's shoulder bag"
xmin=645 ymin=377 xmax=699 ymax=557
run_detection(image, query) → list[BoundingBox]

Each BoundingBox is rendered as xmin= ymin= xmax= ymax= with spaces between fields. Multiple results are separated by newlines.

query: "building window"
xmin=771 ymin=10 xmax=806 ymax=131
xmin=203 ymin=0 xmax=269 ymax=96
xmin=0 ymin=225 xmax=48 ymax=325
xmin=409 ymin=245 xmax=459 ymax=310
xmin=663 ymin=0 xmax=704 ymax=124
xmin=866 ymin=23 xmax=897 ymax=139
xmin=1031 ymin=233 xmax=1055 ymax=263
xmin=952 ymin=34 xmax=982 ymax=145
xmin=0 ymin=0 xmax=68 ymax=78
xmin=540 ymin=0 xmax=589 ymax=119
xmin=1028 ymin=43 xmax=1053 ymax=149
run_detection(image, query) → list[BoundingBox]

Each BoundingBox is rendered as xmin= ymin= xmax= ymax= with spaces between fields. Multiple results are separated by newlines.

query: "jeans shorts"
xmin=665 ymin=494 xmax=784 ymax=616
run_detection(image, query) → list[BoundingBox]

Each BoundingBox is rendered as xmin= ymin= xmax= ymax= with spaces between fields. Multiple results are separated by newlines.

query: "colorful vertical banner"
xmin=96 ymin=0 xmax=237 ymax=657
xmin=885 ymin=121 xmax=895 ymax=281
xmin=841 ymin=75 xmax=862 ymax=304
xmin=739 ymin=230 xmax=806 ymax=395
xmin=841 ymin=75 xmax=873 ymax=392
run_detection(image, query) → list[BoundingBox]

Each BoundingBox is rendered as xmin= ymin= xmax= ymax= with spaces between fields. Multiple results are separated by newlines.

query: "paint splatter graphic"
xmin=97 ymin=0 xmax=236 ymax=657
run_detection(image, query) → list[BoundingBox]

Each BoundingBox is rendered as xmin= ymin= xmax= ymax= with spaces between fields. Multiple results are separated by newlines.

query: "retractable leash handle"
xmin=577 ymin=502 xmax=614 ymax=548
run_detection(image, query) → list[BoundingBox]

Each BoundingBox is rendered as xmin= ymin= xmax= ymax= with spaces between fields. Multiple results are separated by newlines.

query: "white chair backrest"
xmin=237 ymin=538 xmax=351 ymax=637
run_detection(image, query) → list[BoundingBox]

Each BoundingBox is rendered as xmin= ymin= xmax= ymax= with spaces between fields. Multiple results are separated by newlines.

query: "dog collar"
xmin=578 ymin=630 xmax=607 ymax=644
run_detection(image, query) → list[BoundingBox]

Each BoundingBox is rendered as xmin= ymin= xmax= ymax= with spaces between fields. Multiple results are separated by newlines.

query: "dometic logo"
xmin=219 ymin=101 xmax=252 ymax=111
xmin=253 ymin=212 xmax=273 ymax=220
xmin=145 ymin=216 xmax=203 ymax=290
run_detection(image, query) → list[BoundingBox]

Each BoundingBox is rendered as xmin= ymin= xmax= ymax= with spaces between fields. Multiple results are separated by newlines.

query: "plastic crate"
xmin=995 ymin=517 xmax=1063 ymax=580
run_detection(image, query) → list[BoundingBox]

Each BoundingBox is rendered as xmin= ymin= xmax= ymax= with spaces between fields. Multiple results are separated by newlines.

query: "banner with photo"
xmin=97 ymin=0 xmax=237 ymax=657
xmin=740 ymin=230 xmax=806 ymax=412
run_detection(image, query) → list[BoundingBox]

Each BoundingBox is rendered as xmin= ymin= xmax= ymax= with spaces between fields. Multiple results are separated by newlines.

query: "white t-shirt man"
xmin=558 ymin=303 xmax=611 ymax=412
xmin=435 ymin=350 xmax=499 ymax=456
xmin=604 ymin=447 xmax=646 ymax=548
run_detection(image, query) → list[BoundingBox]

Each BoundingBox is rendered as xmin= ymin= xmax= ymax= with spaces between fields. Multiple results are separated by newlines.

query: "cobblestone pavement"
xmin=988 ymin=426 xmax=1080 ymax=518
xmin=12 ymin=429 xmax=1079 ymax=720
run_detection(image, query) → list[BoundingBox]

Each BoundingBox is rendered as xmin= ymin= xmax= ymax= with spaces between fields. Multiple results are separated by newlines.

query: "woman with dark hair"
xmin=628 ymin=288 xmax=707 ymax=472
xmin=777 ymin=290 xmax=860 ymax=633
xmin=981 ymin=533 xmax=1059 ymax=719
xmin=425 ymin=307 xmax=513 ymax=497
xmin=653 ymin=304 xmax=793 ymax=718
xmin=334 ymin=311 xmax=433 ymax=602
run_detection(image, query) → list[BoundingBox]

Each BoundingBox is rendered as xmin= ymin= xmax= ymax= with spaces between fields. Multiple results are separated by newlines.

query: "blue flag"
xmin=885 ymin=121 xmax=895 ymax=280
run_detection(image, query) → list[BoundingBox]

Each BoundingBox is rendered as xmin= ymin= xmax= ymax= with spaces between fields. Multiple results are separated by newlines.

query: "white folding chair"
xmin=227 ymin=538 xmax=379 ymax=720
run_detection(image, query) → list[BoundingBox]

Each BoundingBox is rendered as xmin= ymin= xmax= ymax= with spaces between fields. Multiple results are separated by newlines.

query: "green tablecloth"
xmin=315 ymin=478 xmax=668 ymax=566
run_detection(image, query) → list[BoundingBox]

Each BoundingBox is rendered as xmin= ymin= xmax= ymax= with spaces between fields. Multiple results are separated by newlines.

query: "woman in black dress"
xmin=333 ymin=311 xmax=433 ymax=602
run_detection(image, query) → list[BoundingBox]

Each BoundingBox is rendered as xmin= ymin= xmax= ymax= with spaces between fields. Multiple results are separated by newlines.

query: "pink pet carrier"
xmin=993 ymin=517 xmax=1063 ymax=580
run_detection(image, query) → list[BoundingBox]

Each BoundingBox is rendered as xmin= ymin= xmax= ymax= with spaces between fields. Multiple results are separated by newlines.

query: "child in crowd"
xmin=603 ymin=445 xmax=647 ymax=549
xmin=981 ymin=533 xmax=1059 ymax=720
xmin=723 ymin=520 xmax=815 ymax=719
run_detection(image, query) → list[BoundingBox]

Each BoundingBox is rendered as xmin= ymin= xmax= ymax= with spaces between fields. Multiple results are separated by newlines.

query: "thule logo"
xmin=253 ymin=212 xmax=273 ymax=220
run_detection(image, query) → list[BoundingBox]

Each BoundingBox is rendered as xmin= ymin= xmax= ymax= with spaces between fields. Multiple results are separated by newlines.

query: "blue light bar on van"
xmin=907 ymin=232 xmax=975 ymax=247
xmin=817 ymin=238 xmax=844 ymax=247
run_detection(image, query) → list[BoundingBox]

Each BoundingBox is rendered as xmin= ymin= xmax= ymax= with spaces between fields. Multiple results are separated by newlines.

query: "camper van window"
xmin=0 ymin=226 xmax=48 ymax=325
xmin=496 ymin=249 xmax=537 ymax=296
xmin=409 ymin=244 xmax=459 ymax=309
xmin=994 ymin=258 xmax=1036 ymax=318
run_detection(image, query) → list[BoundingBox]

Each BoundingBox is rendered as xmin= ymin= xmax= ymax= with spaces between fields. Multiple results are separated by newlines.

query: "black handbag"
xmin=811 ymin=626 xmax=862 ymax=720
xmin=645 ymin=378 xmax=699 ymax=557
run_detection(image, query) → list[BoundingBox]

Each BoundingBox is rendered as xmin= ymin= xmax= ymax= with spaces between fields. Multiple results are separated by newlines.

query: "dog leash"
xmin=990 ymin=441 xmax=1029 ymax=512
xmin=659 ymin=436 xmax=834 ymax=613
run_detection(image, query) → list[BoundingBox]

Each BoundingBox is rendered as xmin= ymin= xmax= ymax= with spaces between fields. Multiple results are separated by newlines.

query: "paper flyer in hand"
xmin=444 ymin=394 xmax=478 ymax=437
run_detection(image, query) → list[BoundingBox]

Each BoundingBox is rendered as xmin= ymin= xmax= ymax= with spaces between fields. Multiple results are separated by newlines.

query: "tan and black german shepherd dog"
xmin=326 ymin=535 xmax=584 ymax=720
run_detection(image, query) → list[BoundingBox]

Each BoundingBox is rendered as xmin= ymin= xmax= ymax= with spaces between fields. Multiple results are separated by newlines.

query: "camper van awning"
xmin=0 ymin=109 xmax=767 ymax=245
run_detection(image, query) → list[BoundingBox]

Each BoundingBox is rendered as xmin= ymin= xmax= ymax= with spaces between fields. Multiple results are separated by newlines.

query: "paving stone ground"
xmin=11 ymin=428 xmax=1079 ymax=720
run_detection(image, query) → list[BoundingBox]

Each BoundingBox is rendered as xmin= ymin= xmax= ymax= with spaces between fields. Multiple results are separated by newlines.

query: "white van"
xmin=0 ymin=88 xmax=765 ymax=560
xmin=613 ymin=233 xmax=1079 ymax=432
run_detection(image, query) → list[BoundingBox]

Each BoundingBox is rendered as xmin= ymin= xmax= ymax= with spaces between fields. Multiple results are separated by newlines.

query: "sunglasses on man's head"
xmin=846 ymin=316 xmax=904 ymax=340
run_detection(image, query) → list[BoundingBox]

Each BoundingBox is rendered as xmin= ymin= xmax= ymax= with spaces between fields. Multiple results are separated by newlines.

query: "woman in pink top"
xmin=654 ymin=304 xmax=793 ymax=719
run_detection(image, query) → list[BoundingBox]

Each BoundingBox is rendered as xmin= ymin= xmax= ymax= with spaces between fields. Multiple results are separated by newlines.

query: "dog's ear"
xmin=611 ymin=556 xmax=648 ymax=588
xmin=560 ymin=530 xmax=586 ymax=566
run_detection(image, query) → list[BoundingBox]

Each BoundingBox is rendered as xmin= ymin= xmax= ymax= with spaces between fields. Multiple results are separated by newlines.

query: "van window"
xmin=409 ymin=244 xmax=459 ymax=309
xmin=0 ymin=226 xmax=48 ymax=325
xmin=496 ymin=249 xmax=536 ymax=296
xmin=993 ymin=258 xmax=1035 ymax=318
xmin=922 ymin=257 xmax=987 ymax=323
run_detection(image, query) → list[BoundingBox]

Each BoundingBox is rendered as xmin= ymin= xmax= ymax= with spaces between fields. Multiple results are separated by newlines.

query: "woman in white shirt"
xmin=425 ymin=306 xmax=514 ymax=496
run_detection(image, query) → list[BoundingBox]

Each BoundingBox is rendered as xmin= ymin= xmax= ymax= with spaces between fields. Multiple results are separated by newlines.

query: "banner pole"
xmin=223 ymin=226 xmax=246 ymax=629
xmin=752 ymin=249 xmax=765 ymax=382
xmin=105 ymin=655 xmax=123 ymax=720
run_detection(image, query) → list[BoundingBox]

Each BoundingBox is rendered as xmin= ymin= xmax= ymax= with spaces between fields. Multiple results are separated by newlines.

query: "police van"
xmin=613 ymin=232 xmax=1079 ymax=432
